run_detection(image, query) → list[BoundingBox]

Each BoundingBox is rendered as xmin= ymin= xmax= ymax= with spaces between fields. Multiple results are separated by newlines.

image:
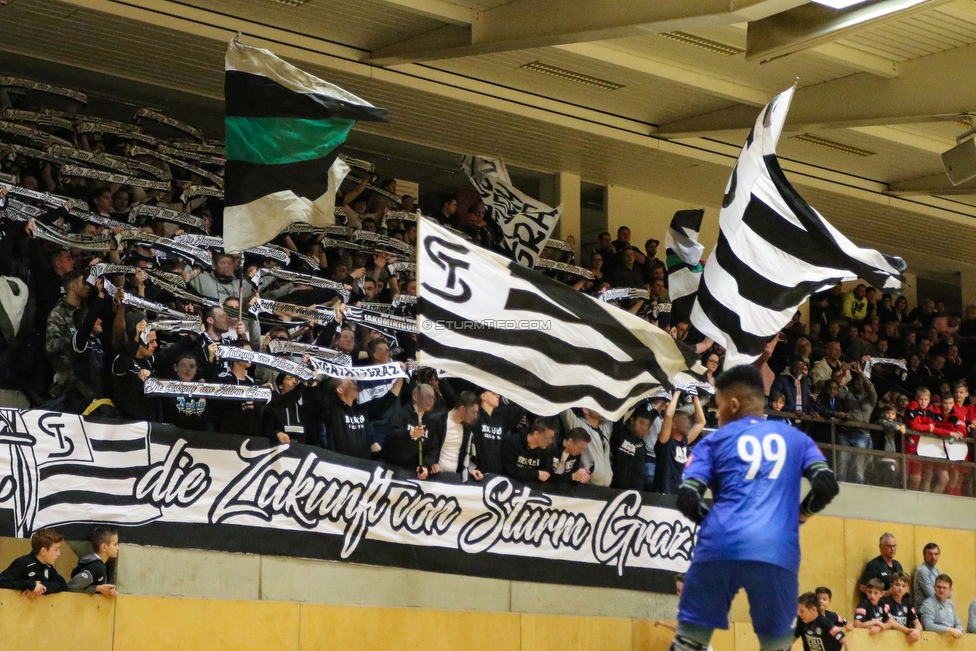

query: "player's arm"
xmin=840 ymin=636 xmax=852 ymax=651
xmin=687 ymin=395 xmax=706 ymax=444
xmin=800 ymin=451 xmax=839 ymax=523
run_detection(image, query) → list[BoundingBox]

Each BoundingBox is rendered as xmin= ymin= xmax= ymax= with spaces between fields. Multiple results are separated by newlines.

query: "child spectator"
xmin=874 ymin=402 xmax=907 ymax=487
xmin=815 ymin=586 xmax=849 ymax=630
xmin=767 ymin=391 xmax=789 ymax=422
xmin=67 ymin=527 xmax=119 ymax=596
xmin=854 ymin=578 xmax=890 ymax=634
xmin=882 ymin=572 xmax=921 ymax=643
xmin=904 ymin=387 xmax=956 ymax=492
xmin=797 ymin=592 xmax=850 ymax=651
xmin=938 ymin=394 xmax=969 ymax=496
xmin=0 ymin=529 xmax=67 ymax=597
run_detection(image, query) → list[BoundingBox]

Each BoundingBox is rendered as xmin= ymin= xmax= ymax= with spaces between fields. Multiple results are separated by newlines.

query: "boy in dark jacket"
xmin=0 ymin=528 xmax=67 ymax=597
xmin=67 ymin=526 xmax=118 ymax=596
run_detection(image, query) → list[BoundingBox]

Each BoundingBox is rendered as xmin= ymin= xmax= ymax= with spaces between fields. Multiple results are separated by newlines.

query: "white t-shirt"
xmin=437 ymin=412 xmax=464 ymax=472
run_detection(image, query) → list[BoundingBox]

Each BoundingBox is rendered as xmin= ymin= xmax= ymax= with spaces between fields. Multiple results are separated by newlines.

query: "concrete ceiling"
xmin=2 ymin=0 xmax=976 ymax=280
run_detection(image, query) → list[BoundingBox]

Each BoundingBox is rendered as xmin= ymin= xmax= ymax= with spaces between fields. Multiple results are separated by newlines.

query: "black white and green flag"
xmin=223 ymin=39 xmax=387 ymax=253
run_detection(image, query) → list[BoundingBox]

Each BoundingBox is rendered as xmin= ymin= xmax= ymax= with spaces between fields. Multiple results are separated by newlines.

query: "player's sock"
xmin=757 ymin=632 xmax=795 ymax=651
xmin=669 ymin=635 xmax=710 ymax=651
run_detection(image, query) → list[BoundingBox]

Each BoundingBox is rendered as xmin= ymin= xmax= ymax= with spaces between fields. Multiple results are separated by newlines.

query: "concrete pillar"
xmin=961 ymin=270 xmax=976 ymax=311
xmin=542 ymin=171 xmax=581 ymax=260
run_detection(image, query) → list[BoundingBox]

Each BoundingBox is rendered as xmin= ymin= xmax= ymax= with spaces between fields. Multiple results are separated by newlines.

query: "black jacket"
xmin=425 ymin=410 xmax=479 ymax=474
xmin=501 ymin=432 xmax=550 ymax=483
xmin=320 ymin=386 xmax=400 ymax=459
xmin=475 ymin=402 xmax=525 ymax=475
xmin=549 ymin=447 xmax=585 ymax=484
xmin=611 ymin=427 xmax=647 ymax=491
xmin=0 ymin=553 xmax=67 ymax=593
xmin=382 ymin=408 xmax=440 ymax=470
xmin=67 ymin=553 xmax=111 ymax=593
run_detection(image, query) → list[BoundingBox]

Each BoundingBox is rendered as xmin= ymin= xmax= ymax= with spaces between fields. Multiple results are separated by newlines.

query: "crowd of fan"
xmin=1 ymin=84 xmax=975 ymax=498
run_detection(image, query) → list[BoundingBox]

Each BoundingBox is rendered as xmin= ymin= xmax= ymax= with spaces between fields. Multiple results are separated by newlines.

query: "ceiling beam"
xmin=851 ymin=125 xmax=955 ymax=153
xmin=376 ymin=0 xmax=473 ymax=25
xmin=658 ymin=38 xmax=976 ymax=137
xmin=369 ymin=0 xmax=806 ymax=65
xmin=745 ymin=0 xmax=953 ymax=62
xmin=554 ymin=42 xmax=772 ymax=106
xmin=886 ymin=172 xmax=976 ymax=196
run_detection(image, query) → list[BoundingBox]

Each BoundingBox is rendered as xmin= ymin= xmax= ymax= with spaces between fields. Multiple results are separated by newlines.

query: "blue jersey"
xmin=683 ymin=416 xmax=825 ymax=572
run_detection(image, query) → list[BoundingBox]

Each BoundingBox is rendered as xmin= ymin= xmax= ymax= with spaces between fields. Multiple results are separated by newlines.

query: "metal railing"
xmin=765 ymin=410 xmax=976 ymax=496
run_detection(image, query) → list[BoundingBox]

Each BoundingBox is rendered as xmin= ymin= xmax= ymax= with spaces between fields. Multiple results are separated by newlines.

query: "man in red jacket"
xmin=904 ymin=387 xmax=956 ymax=493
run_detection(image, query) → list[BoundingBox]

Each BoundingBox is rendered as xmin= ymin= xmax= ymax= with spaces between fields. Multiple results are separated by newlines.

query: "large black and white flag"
xmin=418 ymin=219 xmax=701 ymax=420
xmin=462 ymin=155 xmax=561 ymax=267
xmin=665 ymin=209 xmax=705 ymax=325
xmin=690 ymin=87 xmax=906 ymax=366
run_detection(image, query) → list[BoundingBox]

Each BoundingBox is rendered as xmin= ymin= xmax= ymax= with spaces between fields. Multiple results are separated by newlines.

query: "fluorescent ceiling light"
xmin=811 ymin=0 xmax=871 ymax=8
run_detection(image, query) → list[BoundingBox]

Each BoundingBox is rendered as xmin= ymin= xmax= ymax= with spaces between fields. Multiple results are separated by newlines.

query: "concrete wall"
xmin=0 ymin=590 xmax=967 ymax=651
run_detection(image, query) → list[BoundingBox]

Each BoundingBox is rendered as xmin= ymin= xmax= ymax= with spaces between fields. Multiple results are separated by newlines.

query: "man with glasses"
xmin=920 ymin=574 xmax=964 ymax=638
xmin=858 ymin=533 xmax=903 ymax=597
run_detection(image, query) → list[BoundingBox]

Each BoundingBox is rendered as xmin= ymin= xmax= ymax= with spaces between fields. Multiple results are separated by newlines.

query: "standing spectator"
xmin=858 ymin=533 xmax=903 ymax=596
xmin=549 ymin=427 xmax=591 ymax=484
xmin=0 ymin=529 xmax=67 ymax=597
xmin=44 ymin=269 xmax=91 ymax=407
xmin=188 ymin=253 xmax=252 ymax=304
xmin=771 ymin=359 xmax=814 ymax=417
xmin=320 ymin=374 xmax=406 ymax=460
xmin=904 ymin=387 xmax=955 ymax=493
xmin=213 ymin=344 xmax=264 ymax=439
xmin=919 ymin=574 xmax=964 ymax=638
xmin=426 ymin=391 xmax=482 ymax=480
xmin=608 ymin=247 xmax=646 ymax=289
xmin=914 ymin=543 xmax=941 ymax=607
xmin=653 ymin=389 xmax=705 ymax=494
xmin=882 ymin=572 xmax=921 ymax=643
xmin=501 ymin=416 xmax=558 ymax=483
xmin=475 ymin=388 xmax=524 ymax=475
xmin=837 ymin=372 xmax=877 ymax=484
xmin=611 ymin=226 xmax=644 ymax=263
xmin=811 ymin=342 xmax=851 ymax=389
xmin=909 ymin=299 xmax=938 ymax=331
xmin=610 ymin=407 xmax=654 ymax=491
xmin=383 ymin=384 xmax=439 ymax=478
xmin=560 ymin=408 xmax=613 ymax=487
xmin=796 ymin=592 xmax=850 ymax=651
xmin=841 ymin=285 xmax=869 ymax=323
xmin=111 ymin=314 xmax=158 ymax=421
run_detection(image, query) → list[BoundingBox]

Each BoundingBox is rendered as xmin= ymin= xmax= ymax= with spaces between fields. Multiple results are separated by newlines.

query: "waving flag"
xmin=462 ymin=155 xmax=561 ymax=267
xmin=418 ymin=218 xmax=702 ymax=420
xmin=665 ymin=209 xmax=705 ymax=325
xmin=690 ymin=87 xmax=906 ymax=366
xmin=223 ymin=38 xmax=387 ymax=252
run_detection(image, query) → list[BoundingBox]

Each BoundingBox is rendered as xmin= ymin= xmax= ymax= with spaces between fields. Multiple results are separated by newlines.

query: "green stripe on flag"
xmin=225 ymin=116 xmax=355 ymax=165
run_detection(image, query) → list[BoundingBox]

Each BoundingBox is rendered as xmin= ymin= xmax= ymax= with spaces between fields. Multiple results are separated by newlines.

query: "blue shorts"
xmin=677 ymin=560 xmax=798 ymax=638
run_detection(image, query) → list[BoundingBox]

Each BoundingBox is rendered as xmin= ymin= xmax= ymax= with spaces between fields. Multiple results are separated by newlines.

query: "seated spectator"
xmin=796 ymin=592 xmax=850 ymax=651
xmin=501 ymin=416 xmax=558 ymax=483
xmin=561 ymin=407 xmax=613 ymax=487
xmin=67 ymin=527 xmax=119 ymax=596
xmin=549 ymin=427 xmax=592 ymax=484
xmin=610 ymin=407 xmax=654 ymax=491
xmin=904 ymin=387 xmax=955 ymax=492
xmin=846 ymin=322 xmax=877 ymax=363
xmin=853 ymin=578 xmax=890 ymax=634
xmin=608 ymin=247 xmax=646 ymax=289
xmin=919 ymin=574 xmax=963 ymax=638
xmin=771 ymin=359 xmax=814 ymax=417
xmin=0 ymin=528 xmax=67 ymax=598
xmin=841 ymin=284 xmax=869 ymax=323
xmin=858 ymin=533 xmax=903 ymax=596
xmin=882 ymin=572 xmax=921 ymax=643
xmin=815 ymin=586 xmax=848 ymax=629
xmin=653 ymin=389 xmax=705 ymax=494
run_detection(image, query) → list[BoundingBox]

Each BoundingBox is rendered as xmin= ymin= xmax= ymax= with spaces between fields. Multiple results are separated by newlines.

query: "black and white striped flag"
xmin=418 ymin=218 xmax=702 ymax=420
xmin=665 ymin=209 xmax=705 ymax=325
xmin=690 ymin=87 xmax=906 ymax=366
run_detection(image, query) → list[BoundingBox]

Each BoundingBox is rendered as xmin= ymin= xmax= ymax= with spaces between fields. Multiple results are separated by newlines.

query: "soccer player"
xmin=669 ymin=365 xmax=839 ymax=651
